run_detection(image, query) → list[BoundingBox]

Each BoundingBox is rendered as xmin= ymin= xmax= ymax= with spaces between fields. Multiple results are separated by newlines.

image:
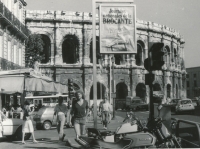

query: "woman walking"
xmin=22 ymin=101 xmax=37 ymax=144
xmin=54 ymin=96 xmax=68 ymax=142
xmin=71 ymin=90 xmax=89 ymax=140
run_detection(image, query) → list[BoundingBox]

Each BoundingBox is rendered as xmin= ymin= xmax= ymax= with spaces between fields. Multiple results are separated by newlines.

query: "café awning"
xmin=0 ymin=74 xmax=68 ymax=94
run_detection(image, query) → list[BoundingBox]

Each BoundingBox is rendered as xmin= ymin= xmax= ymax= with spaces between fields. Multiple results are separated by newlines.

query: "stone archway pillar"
xmin=50 ymin=42 xmax=54 ymax=65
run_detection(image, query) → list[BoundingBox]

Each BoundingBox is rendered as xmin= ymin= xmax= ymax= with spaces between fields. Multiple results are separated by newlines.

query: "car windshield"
xmin=181 ymin=100 xmax=192 ymax=105
xmin=171 ymin=99 xmax=180 ymax=103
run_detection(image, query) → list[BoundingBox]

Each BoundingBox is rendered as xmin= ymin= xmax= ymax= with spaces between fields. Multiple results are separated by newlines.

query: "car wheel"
xmin=43 ymin=121 xmax=52 ymax=130
xmin=15 ymin=127 xmax=32 ymax=141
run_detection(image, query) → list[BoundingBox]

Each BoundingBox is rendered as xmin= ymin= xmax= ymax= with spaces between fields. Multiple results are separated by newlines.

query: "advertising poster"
xmin=100 ymin=4 xmax=136 ymax=54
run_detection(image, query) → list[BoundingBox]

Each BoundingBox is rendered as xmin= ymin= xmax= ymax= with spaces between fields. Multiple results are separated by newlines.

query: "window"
xmin=187 ymin=81 xmax=190 ymax=87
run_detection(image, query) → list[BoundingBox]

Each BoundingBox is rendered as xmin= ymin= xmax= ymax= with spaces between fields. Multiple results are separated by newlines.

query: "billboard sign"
xmin=99 ymin=4 xmax=136 ymax=54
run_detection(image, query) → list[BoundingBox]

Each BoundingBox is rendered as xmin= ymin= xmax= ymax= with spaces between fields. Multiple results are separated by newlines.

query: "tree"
xmin=25 ymin=34 xmax=44 ymax=68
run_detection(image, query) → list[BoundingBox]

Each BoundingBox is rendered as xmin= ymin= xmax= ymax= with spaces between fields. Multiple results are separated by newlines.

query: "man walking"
xmin=54 ymin=96 xmax=68 ymax=142
xmin=102 ymin=99 xmax=112 ymax=129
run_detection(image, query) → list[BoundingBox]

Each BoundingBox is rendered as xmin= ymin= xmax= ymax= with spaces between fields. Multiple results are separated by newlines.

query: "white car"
xmin=0 ymin=112 xmax=35 ymax=141
xmin=175 ymin=99 xmax=195 ymax=114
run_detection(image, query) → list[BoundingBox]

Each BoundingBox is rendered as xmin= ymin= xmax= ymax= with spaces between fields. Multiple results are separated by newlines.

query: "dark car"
xmin=169 ymin=99 xmax=181 ymax=111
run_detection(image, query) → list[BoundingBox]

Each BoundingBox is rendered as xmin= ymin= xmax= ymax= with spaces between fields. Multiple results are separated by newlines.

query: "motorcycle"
xmin=146 ymin=105 xmax=182 ymax=148
xmin=67 ymin=112 xmax=156 ymax=149
xmin=87 ymin=111 xmax=145 ymax=143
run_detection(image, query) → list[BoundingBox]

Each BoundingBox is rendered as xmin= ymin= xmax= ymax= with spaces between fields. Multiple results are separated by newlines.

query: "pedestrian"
xmin=99 ymin=99 xmax=105 ymax=123
xmin=102 ymin=99 xmax=112 ymax=130
xmin=22 ymin=101 xmax=37 ymax=144
xmin=71 ymin=90 xmax=89 ymax=141
xmin=54 ymin=96 xmax=68 ymax=142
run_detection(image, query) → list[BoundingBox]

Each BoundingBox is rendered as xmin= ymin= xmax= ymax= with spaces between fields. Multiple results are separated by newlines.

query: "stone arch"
xmin=90 ymin=82 xmax=106 ymax=99
xmin=137 ymin=36 xmax=147 ymax=49
xmin=59 ymin=33 xmax=80 ymax=51
xmin=61 ymin=34 xmax=80 ymax=64
xmin=116 ymin=82 xmax=128 ymax=100
xmin=164 ymin=45 xmax=171 ymax=68
xmin=34 ymin=31 xmax=54 ymax=43
xmin=136 ymin=40 xmax=145 ymax=66
xmin=153 ymin=82 xmax=162 ymax=91
xmin=40 ymin=34 xmax=51 ymax=63
xmin=135 ymin=82 xmax=146 ymax=101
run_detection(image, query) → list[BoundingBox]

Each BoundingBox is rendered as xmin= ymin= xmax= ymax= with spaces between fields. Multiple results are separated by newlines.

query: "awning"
xmin=25 ymin=76 xmax=68 ymax=94
xmin=0 ymin=74 xmax=68 ymax=94
xmin=0 ymin=75 xmax=24 ymax=93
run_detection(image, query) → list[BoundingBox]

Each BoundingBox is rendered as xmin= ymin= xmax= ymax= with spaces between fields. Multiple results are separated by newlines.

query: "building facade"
xmin=0 ymin=0 xmax=29 ymax=71
xmin=25 ymin=10 xmax=187 ymax=105
xmin=186 ymin=67 xmax=200 ymax=99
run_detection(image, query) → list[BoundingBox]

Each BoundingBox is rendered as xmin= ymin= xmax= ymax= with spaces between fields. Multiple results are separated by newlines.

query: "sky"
xmin=25 ymin=0 xmax=200 ymax=68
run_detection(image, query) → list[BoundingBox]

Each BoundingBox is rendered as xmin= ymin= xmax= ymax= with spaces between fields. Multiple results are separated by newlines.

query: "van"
xmin=126 ymin=96 xmax=148 ymax=111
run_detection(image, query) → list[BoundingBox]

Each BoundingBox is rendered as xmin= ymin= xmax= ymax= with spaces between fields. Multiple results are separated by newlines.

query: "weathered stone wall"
xmin=25 ymin=10 xmax=187 ymax=103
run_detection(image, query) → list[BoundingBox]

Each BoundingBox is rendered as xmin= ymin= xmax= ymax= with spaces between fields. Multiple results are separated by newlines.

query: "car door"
xmin=2 ymin=118 xmax=13 ymax=135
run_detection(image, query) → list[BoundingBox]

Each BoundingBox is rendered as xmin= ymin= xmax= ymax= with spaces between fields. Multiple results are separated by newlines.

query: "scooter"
xmin=67 ymin=112 xmax=156 ymax=149
xmin=146 ymin=105 xmax=182 ymax=148
xmin=87 ymin=111 xmax=144 ymax=143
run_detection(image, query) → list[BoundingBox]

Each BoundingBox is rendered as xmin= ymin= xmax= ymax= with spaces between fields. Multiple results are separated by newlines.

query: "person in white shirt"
xmin=102 ymin=99 xmax=111 ymax=129
xmin=54 ymin=96 xmax=68 ymax=142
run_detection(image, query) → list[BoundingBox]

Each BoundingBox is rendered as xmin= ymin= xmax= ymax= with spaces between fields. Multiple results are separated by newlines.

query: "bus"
xmin=25 ymin=95 xmax=68 ymax=111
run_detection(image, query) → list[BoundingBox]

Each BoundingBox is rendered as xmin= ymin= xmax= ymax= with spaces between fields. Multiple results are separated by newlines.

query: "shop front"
xmin=0 ymin=68 xmax=68 ymax=118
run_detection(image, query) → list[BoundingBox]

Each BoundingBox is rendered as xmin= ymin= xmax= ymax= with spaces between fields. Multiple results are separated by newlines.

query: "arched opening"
xmin=136 ymin=83 xmax=146 ymax=102
xmin=62 ymin=35 xmax=79 ymax=64
xmin=90 ymin=37 xmax=100 ymax=64
xmin=90 ymin=82 xmax=106 ymax=106
xmin=116 ymin=82 xmax=128 ymax=99
xmin=40 ymin=34 xmax=51 ymax=64
xmin=176 ymin=84 xmax=179 ymax=98
xmin=136 ymin=41 xmax=145 ymax=66
xmin=167 ymin=84 xmax=171 ymax=98
xmin=174 ymin=48 xmax=177 ymax=64
xmin=164 ymin=46 xmax=170 ymax=68
xmin=114 ymin=54 xmax=123 ymax=65
xmin=153 ymin=83 xmax=161 ymax=91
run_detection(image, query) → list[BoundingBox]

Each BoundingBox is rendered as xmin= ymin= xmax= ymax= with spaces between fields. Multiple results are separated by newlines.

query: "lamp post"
xmin=109 ymin=55 xmax=116 ymax=120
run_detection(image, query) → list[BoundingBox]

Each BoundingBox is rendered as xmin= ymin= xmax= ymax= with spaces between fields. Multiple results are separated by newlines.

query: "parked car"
xmin=126 ymin=96 xmax=148 ymax=111
xmin=0 ymin=112 xmax=36 ymax=141
xmin=175 ymin=99 xmax=195 ymax=114
xmin=169 ymin=99 xmax=181 ymax=111
xmin=33 ymin=106 xmax=67 ymax=130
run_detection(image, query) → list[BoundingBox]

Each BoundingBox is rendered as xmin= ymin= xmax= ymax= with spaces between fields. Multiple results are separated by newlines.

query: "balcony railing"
xmin=0 ymin=1 xmax=30 ymax=38
xmin=0 ymin=57 xmax=23 ymax=70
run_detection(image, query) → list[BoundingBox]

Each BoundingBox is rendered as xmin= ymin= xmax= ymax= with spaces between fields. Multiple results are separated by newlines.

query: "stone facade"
xmin=0 ymin=0 xmax=28 ymax=70
xmin=25 ymin=10 xmax=187 ymax=104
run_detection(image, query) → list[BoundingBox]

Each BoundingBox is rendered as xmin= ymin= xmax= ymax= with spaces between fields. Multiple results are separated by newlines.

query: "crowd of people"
xmin=1 ymin=90 xmax=114 ymax=145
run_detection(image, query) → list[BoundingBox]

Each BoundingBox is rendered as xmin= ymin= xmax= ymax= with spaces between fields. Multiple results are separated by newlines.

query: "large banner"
xmin=99 ymin=4 xmax=136 ymax=54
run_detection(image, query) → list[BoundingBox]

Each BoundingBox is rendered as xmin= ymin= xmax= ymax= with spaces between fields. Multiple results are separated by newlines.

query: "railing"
xmin=0 ymin=57 xmax=23 ymax=70
xmin=0 ymin=1 xmax=30 ymax=37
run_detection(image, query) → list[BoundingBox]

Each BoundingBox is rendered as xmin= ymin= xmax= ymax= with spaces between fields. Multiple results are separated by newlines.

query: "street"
xmin=1 ymin=107 xmax=200 ymax=149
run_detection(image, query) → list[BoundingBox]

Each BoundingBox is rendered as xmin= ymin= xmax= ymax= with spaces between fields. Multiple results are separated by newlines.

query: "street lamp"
xmin=109 ymin=55 xmax=116 ymax=120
